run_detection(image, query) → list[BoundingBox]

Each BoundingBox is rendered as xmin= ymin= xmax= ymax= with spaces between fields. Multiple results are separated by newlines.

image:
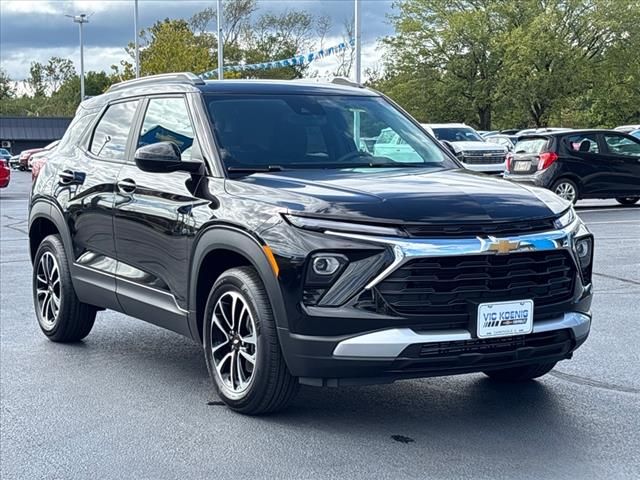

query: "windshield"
xmin=432 ymin=127 xmax=484 ymax=143
xmin=205 ymin=94 xmax=455 ymax=171
xmin=0 ymin=149 xmax=9 ymax=155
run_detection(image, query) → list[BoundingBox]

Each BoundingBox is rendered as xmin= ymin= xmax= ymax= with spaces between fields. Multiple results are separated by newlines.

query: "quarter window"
xmin=604 ymin=134 xmax=640 ymax=157
xmin=90 ymin=101 xmax=140 ymax=160
xmin=138 ymin=97 xmax=195 ymax=161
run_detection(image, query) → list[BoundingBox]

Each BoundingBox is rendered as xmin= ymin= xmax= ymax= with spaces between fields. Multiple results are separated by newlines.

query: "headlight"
xmin=284 ymin=214 xmax=404 ymax=237
xmin=574 ymin=235 xmax=594 ymax=284
xmin=554 ymin=208 xmax=576 ymax=229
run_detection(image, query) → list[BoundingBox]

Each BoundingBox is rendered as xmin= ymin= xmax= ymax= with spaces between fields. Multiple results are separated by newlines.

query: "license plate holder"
xmin=477 ymin=300 xmax=534 ymax=339
xmin=514 ymin=161 xmax=530 ymax=172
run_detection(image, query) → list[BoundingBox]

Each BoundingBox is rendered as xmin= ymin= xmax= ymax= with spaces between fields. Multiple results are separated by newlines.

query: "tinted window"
xmin=604 ymin=134 xmax=640 ymax=157
xmin=565 ymin=134 xmax=599 ymax=153
xmin=206 ymin=94 xmax=453 ymax=170
xmin=432 ymin=127 xmax=483 ymax=142
xmin=138 ymin=97 xmax=195 ymax=161
xmin=90 ymin=101 xmax=139 ymax=160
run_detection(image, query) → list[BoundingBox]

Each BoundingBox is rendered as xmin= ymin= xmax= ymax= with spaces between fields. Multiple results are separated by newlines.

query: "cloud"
xmin=0 ymin=0 xmax=394 ymax=79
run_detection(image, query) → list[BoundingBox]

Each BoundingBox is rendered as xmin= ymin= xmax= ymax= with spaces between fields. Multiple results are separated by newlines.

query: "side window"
xmin=565 ymin=134 xmax=599 ymax=153
xmin=90 ymin=101 xmax=139 ymax=160
xmin=57 ymin=111 xmax=97 ymax=151
xmin=604 ymin=134 xmax=640 ymax=157
xmin=138 ymin=97 xmax=195 ymax=161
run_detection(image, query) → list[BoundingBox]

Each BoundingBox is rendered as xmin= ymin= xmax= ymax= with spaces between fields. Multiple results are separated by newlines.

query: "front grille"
xmin=393 ymin=329 xmax=574 ymax=372
xmin=375 ymin=251 xmax=576 ymax=323
xmin=461 ymin=151 xmax=505 ymax=165
xmin=403 ymin=217 xmax=557 ymax=238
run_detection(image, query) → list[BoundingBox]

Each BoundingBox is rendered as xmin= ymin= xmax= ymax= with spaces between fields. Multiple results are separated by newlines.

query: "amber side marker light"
xmin=262 ymin=245 xmax=280 ymax=278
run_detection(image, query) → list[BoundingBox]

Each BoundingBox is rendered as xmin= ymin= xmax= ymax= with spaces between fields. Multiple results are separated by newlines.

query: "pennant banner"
xmin=200 ymin=39 xmax=354 ymax=79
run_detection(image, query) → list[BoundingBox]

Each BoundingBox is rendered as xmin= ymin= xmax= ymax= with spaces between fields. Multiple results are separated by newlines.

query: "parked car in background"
xmin=0 ymin=148 xmax=11 ymax=163
xmin=373 ymin=128 xmax=422 ymax=162
xmin=28 ymin=140 xmax=59 ymax=169
xmin=9 ymin=155 xmax=20 ymax=169
xmin=0 ymin=156 xmax=10 ymax=188
xmin=516 ymin=127 xmax=572 ymax=136
xmin=487 ymin=134 xmax=518 ymax=151
xmin=478 ymin=130 xmax=498 ymax=137
xmin=504 ymin=129 xmax=640 ymax=205
xmin=18 ymin=140 xmax=59 ymax=171
xmin=422 ymin=123 xmax=508 ymax=173
xmin=614 ymin=124 xmax=640 ymax=133
xmin=629 ymin=129 xmax=640 ymax=140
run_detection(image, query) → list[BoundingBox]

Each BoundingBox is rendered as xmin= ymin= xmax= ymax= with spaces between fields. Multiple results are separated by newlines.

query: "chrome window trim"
xmin=327 ymin=217 xmax=583 ymax=289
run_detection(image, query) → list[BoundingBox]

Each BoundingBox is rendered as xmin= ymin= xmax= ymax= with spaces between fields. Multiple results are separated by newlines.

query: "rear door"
xmin=113 ymin=95 xmax=202 ymax=335
xmin=600 ymin=133 xmax=640 ymax=196
xmin=559 ymin=133 xmax=604 ymax=195
xmin=56 ymin=100 xmax=140 ymax=310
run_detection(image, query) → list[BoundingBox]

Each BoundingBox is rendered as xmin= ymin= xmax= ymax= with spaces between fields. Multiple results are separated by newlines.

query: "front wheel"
xmin=203 ymin=267 xmax=299 ymax=415
xmin=616 ymin=197 xmax=639 ymax=205
xmin=483 ymin=362 xmax=557 ymax=382
xmin=551 ymin=179 xmax=579 ymax=205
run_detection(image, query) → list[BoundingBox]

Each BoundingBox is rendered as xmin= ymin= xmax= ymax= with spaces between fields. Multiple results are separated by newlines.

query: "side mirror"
xmin=441 ymin=140 xmax=457 ymax=155
xmin=134 ymin=141 xmax=203 ymax=174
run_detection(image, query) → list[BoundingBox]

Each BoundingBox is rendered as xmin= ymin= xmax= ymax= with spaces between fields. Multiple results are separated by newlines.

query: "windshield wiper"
xmin=227 ymin=165 xmax=285 ymax=173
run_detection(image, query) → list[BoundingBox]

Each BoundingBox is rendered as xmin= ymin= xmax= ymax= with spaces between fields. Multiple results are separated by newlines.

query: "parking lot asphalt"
xmin=1 ymin=170 xmax=639 ymax=479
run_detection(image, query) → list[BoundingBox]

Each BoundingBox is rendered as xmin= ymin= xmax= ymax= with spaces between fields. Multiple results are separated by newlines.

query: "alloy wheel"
xmin=210 ymin=291 xmax=258 ymax=398
xmin=35 ymin=251 xmax=61 ymax=330
xmin=554 ymin=182 xmax=576 ymax=203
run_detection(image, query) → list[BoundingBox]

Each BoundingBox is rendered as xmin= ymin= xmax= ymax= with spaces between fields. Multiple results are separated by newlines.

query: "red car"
xmin=0 ymin=158 xmax=10 ymax=188
xmin=18 ymin=140 xmax=59 ymax=170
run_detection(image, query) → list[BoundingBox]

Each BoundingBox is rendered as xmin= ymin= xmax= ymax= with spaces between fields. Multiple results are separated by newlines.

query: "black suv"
xmin=29 ymin=73 xmax=593 ymax=414
xmin=504 ymin=129 xmax=640 ymax=205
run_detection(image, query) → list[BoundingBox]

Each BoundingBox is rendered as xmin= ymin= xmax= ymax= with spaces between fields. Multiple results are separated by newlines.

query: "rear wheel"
xmin=551 ymin=179 xmax=579 ymax=204
xmin=616 ymin=197 xmax=639 ymax=205
xmin=203 ymin=266 xmax=299 ymax=415
xmin=483 ymin=362 xmax=557 ymax=382
xmin=32 ymin=234 xmax=96 ymax=342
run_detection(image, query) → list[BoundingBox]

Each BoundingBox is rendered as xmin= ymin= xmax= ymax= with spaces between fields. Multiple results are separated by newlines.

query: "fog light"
xmin=312 ymin=255 xmax=341 ymax=275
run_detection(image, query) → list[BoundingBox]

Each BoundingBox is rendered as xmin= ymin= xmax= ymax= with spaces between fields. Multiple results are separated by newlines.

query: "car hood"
xmin=229 ymin=168 xmax=568 ymax=224
xmin=449 ymin=141 xmax=506 ymax=152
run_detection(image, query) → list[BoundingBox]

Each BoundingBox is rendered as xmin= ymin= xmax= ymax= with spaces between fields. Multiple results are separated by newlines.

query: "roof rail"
xmin=330 ymin=77 xmax=363 ymax=88
xmin=107 ymin=72 xmax=205 ymax=92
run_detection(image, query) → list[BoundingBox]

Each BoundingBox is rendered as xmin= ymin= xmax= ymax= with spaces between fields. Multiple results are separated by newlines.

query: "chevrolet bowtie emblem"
xmin=486 ymin=238 xmax=521 ymax=254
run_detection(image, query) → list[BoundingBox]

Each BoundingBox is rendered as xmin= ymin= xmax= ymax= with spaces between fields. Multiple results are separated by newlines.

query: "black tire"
xmin=32 ymin=234 xmax=96 ymax=342
xmin=483 ymin=361 xmax=557 ymax=382
xmin=203 ymin=266 xmax=299 ymax=415
xmin=615 ymin=197 xmax=639 ymax=205
xmin=551 ymin=178 xmax=579 ymax=205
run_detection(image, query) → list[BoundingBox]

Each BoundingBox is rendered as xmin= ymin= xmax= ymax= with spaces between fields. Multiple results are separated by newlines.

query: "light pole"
xmin=134 ymin=0 xmax=140 ymax=78
xmin=67 ymin=14 xmax=89 ymax=101
xmin=217 ymin=0 xmax=223 ymax=79
xmin=354 ymin=0 xmax=361 ymax=84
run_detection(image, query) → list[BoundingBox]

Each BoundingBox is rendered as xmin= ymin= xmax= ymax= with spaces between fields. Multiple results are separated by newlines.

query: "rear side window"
xmin=565 ymin=134 xmax=599 ymax=153
xmin=138 ymin=97 xmax=195 ymax=161
xmin=90 ymin=100 xmax=140 ymax=160
xmin=514 ymin=138 xmax=548 ymax=154
xmin=57 ymin=111 xmax=97 ymax=151
xmin=604 ymin=134 xmax=640 ymax=157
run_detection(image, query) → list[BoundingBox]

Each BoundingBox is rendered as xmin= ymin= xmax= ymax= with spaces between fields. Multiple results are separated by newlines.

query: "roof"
xmin=518 ymin=129 xmax=620 ymax=138
xmin=198 ymin=79 xmax=376 ymax=96
xmin=422 ymin=123 xmax=468 ymax=128
xmin=0 ymin=116 xmax=72 ymax=141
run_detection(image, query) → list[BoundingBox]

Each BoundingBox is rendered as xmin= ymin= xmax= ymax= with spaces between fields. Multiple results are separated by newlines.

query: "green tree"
xmin=0 ymin=68 xmax=15 ymax=100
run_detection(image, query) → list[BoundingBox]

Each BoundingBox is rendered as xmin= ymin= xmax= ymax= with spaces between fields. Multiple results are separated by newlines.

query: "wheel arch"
xmin=29 ymin=200 xmax=72 ymax=264
xmin=551 ymin=174 xmax=583 ymax=199
xmin=188 ymin=225 xmax=288 ymax=344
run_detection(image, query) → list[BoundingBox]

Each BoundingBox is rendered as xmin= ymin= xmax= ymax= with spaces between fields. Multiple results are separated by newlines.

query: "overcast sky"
xmin=0 ymin=0 xmax=395 ymax=81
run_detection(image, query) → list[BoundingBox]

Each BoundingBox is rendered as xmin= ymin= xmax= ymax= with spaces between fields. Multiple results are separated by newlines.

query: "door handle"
xmin=117 ymin=178 xmax=137 ymax=195
xmin=59 ymin=169 xmax=85 ymax=185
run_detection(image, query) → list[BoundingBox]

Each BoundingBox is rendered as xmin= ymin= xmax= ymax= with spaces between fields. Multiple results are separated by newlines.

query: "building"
xmin=0 ymin=116 xmax=72 ymax=155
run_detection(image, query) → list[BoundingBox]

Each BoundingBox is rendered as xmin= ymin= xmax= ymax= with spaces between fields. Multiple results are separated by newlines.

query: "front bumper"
xmin=282 ymin=312 xmax=590 ymax=386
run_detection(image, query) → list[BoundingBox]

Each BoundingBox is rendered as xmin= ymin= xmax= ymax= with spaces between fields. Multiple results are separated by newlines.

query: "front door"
xmin=113 ymin=96 xmax=201 ymax=335
xmin=600 ymin=133 xmax=640 ymax=196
